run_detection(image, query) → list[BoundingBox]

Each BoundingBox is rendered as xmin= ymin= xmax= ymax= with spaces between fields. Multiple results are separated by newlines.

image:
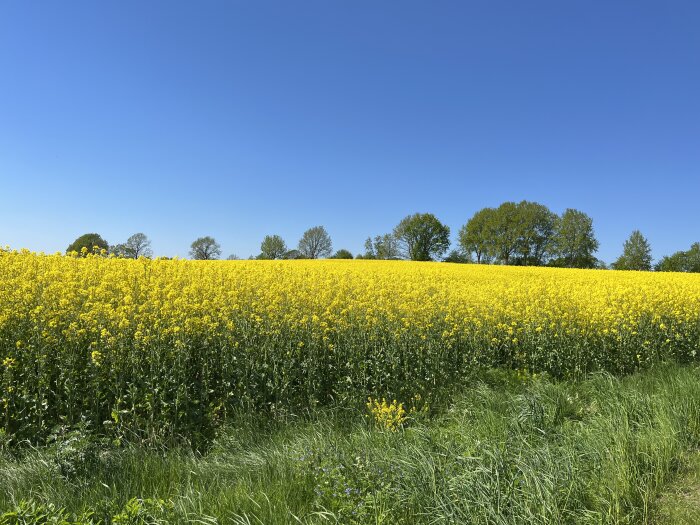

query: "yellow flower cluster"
xmin=366 ymin=397 xmax=408 ymax=431
xmin=1 ymin=249 xmax=699 ymax=441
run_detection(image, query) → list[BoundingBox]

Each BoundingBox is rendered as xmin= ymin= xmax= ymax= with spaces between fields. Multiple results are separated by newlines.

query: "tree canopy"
xmin=656 ymin=242 xmax=700 ymax=273
xmin=612 ymin=230 xmax=652 ymax=271
xmin=394 ymin=213 xmax=450 ymax=261
xmin=298 ymin=226 xmax=332 ymax=259
xmin=459 ymin=202 xmax=581 ymax=266
xmin=259 ymin=235 xmax=287 ymax=260
xmin=363 ymin=234 xmax=400 ymax=260
xmin=551 ymin=208 xmax=600 ymax=268
xmin=458 ymin=207 xmax=495 ymax=264
xmin=112 ymin=233 xmax=152 ymax=259
xmin=190 ymin=236 xmax=221 ymax=260
xmin=66 ymin=233 xmax=109 ymax=256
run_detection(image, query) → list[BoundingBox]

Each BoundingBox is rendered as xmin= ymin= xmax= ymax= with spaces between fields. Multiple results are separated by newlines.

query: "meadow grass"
xmin=654 ymin=452 xmax=700 ymax=524
xmin=2 ymin=363 xmax=700 ymax=524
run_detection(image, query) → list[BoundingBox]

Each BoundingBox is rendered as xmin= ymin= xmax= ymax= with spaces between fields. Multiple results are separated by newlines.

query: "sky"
xmin=1 ymin=1 xmax=698 ymax=263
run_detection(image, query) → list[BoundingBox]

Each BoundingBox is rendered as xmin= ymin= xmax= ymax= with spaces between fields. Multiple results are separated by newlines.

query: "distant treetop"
xmin=190 ymin=236 xmax=221 ymax=260
xmin=66 ymin=233 xmax=109 ymax=257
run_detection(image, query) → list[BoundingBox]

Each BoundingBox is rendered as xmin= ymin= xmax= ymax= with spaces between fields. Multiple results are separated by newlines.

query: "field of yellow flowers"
xmin=1 ymin=249 xmax=700 ymax=443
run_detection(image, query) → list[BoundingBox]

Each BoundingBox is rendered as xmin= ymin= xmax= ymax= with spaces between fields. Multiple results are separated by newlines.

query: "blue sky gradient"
xmin=1 ymin=1 xmax=698 ymax=262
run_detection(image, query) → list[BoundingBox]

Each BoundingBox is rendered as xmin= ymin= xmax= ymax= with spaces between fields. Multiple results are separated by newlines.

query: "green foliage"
xmin=259 ymin=234 xmax=287 ymax=260
xmin=459 ymin=207 xmax=496 ymax=264
xmin=66 ymin=234 xmax=108 ymax=256
xmin=110 ymin=498 xmax=175 ymax=524
xmin=484 ymin=201 xmax=521 ymax=264
xmin=3 ymin=364 xmax=700 ymax=524
xmin=393 ymin=213 xmax=450 ymax=261
xmin=443 ymin=249 xmax=471 ymax=263
xmin=111 ymin=233 xmax=152 ymax=259
xmin=512 ymin=201 xmax=558 ymax=265
xmin=331 ymin=249 xmax=354 ymax=259
xmin=0 ymin=498 xmax=174 ymax=525
xmin=189 ymin=236 xmax=221 ymax=260
xmin=551 ymin=208 xmax=600 ymax=268
xmin=460 ymin=201 xmax=558 ymax=265
xmin=363 ymin=234 xmax=400 ymax=260
xmin=656 ymin=242 xmax=700 ymax=273
xmin=47 ymin=421 xmax=105 ymax=481
xmin=612 ymin=230 xmax=652 ymax=271
xmin=298 ymin=226 xmax=332 ymax=259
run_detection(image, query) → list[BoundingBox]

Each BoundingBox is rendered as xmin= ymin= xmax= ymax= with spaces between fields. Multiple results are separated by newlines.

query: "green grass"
xmin=2 ymin=364 xmax=700 ymax=524
xmin=654 ymin=452 xmax=700 ymax=524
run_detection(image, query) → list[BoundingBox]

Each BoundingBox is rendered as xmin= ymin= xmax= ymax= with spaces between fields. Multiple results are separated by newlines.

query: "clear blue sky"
xmin=1 ymin=1 xmax=698 ymax=263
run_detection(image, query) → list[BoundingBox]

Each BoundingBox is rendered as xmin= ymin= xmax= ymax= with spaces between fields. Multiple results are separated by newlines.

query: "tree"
xmin=226 ymin=254 xmax=240 ymax=260
xmin=298 ymin=226 xmax=332 ymax=259
xmin=259 ymin=234 xmax=287 ymax=260
xmin=363 ymin=234 xmax=400 ymax=260
xmin=612 ymin=230 xmax=652 ymax=271
xmin=683 ymin=242 xmax=699 ymax=271
xmin=512 ymin=201 xmax=558 ymax=265
xmin=283 ymin=249 xmax=304 ymax=260
xmin=112 ymin=233 xmax=152 ymax=259
xmin=656 ymin=242 xmax=700 ymax=272
xmin=485 ymin=202 xmax=522 ymax=265
xmin=66 ymin=233 xmax=109 ymax=256
xmin=458 ymin=208 xmax=495 ymax=264
xmin=393 ymin=213 xmax=450 ymax=261
xmin=551 ymin=209 xmax=600 ymax=268
xmin=190 ymin=236 xmax=221 ymax=260
xmin=331 ymin=249 xmax=354 ymax=259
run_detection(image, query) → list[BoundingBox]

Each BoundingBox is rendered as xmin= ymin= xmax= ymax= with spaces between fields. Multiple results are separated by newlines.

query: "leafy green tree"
xmin=189 ymin=236 xmax=221 ymax=260
xmin=513 ymin=201 xmax=558 ymax=265
xmin=458 ymin=208 xmax=495 ymax=264
xmin=612 ymin=230 xmax=652 ymax=271
xmin=551 ymin=209 xmax=600 ymax=268
xmin=363 ymin=234 xmax=400 ymax=260
xmin=259 ymin=234 xmax=287 ymax=260
xmin=393 ymin=213 xmax=450 ymax=261
xmin=112 ymin=233 xmax=152 ymax=259
xmin=66 ymin=233 xmax=109 ymax=256
xmin=486 ymin=202 xmax=522 ymax=265
xmin=226 ymin=254 xmax=240 ymax=260
xmin=678 ymin=242 xmax=699 ymax=271
xmin=655 ymin=243 xmax=700 ymax=272
xmin=283 ymin=249 xmax=304 ymax=260
xmin=331 ymin=249 xmax=354 ymax=259
xmin=460 ymin=201 xmax=557 ymax=266
xmin=298 ymin=226 xmax=332 ymax=259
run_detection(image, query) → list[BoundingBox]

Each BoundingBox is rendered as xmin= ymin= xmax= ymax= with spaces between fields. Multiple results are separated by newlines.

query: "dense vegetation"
xmin=2 ymin=251 xmax=700 ymax=447
xmin=2 ymin=365 xmax=700 ymax=523
xmin=3 ymin=247 xmax=700 ymax=523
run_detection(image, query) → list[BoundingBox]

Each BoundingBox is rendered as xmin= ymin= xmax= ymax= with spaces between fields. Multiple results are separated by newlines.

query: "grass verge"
xmin=1 ymin=364 xmax=700 ymax=524
xmin=654 ymin=452 xmax=700 ymax=524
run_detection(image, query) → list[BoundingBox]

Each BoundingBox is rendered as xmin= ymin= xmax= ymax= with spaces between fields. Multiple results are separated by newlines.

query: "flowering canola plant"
xmin=1 ymin=249 xmax=699 ymax=442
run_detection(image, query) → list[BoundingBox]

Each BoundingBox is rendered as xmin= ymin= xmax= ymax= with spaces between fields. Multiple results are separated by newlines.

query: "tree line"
xmin=63 ymin=201 xmax=700 ymax=272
